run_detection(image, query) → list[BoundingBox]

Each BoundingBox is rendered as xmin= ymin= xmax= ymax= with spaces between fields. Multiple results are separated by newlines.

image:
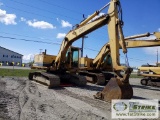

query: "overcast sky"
xmin=0 ymin=0 xmax=160 ymax=67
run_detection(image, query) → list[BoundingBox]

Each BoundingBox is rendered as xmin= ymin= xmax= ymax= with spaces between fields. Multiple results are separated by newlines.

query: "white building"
xmin=0 ymin=46 xmax=23 ymax=66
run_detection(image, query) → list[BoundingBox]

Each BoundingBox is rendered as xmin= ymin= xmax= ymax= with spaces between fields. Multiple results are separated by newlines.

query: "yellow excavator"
xmin=31 ymin=49 xmax=56 ymax=70
xmin=78 ymin=32 xmax=160 ymax=85
xmin=31 ymin=32 xmax=160 ymax=86
xmin=137 ymin=32 xmax=160 ymax=87
xmin=29 ymin=0 xmax=134 ymax=101
xmin=138 ymin=65 xmax=160 ymax=87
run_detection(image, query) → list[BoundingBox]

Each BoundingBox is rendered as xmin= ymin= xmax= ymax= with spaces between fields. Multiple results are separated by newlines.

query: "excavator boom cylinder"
xmin=125 ymin=32 xmax=150 ymax=39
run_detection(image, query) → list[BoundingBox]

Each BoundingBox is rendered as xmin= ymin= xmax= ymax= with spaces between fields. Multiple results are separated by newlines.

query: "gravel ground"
xmin=0 ymin=77 xmax=159 ymax=120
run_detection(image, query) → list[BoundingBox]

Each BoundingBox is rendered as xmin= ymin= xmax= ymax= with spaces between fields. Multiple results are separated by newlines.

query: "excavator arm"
xmin=93 ymin=32 xmax=160 ymax=69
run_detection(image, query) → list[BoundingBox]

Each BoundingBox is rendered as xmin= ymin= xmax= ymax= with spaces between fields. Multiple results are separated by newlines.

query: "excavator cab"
xmin=66 ymin=46 xmax=80 ymax=69
xmin=104 ymin=54 xmax=112 ymax=65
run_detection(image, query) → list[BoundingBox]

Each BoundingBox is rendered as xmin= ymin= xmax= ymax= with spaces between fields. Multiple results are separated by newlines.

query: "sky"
xmin=0 ymin=0 xmax=160 ymax=67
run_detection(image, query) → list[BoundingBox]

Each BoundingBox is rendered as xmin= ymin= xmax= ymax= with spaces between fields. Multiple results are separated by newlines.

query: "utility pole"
xmin=81 ymin=36 xmax=88 ymax=57
xmin=157 ymin=49 xmax=158 ymax=66
xmin=39 ymin=49 xmax=43 ymax=54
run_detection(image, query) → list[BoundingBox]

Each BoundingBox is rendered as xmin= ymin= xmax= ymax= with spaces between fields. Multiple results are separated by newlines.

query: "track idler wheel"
xmin=94 ymin=77 xmax=133 ymax=102
xmin=140 ymin=79 xmax=148 ymax=85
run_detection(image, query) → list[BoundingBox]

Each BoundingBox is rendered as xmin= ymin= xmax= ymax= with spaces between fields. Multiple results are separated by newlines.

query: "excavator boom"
xmin=93 ymin=32 xmax=160 ymax=69
xmin=55 ymin=14 xmax=110 ymax=69
xmin=54 ymin=2 xmax=113 ymax=69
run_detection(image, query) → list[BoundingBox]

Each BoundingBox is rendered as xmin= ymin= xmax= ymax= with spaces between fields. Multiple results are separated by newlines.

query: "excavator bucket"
xmin=94 ymin=77 xmax=133 ymax=101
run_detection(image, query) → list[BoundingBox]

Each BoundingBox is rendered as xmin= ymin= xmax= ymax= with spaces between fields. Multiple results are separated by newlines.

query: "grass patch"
xmin=0 ymin=68 xmax=143 ymax=78
xmin=130 ymin=74 xmax=143 ymax=78
xmin=0 ymin=68 xmax=42 ymax=77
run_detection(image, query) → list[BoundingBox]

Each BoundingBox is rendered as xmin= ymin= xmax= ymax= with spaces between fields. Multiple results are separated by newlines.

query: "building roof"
xmin=0 ymin=46 xmax=23 ymax=56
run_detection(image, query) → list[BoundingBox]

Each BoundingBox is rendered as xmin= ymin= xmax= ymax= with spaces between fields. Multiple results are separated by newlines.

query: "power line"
xmin=6 ymin=0 xmax=83 ymax=15
xmin=0 ymin=35 xmax=152 ymax=63
xmin=38 ymin=0 xmax=84 ymax=15
xmin=5 ymin=1 xmax=80 ymax=21
xmin=0 ymin=35 xmax=100 ymax=52
xmin=0 ymin=31 xmax=106 ymax=51
xmin=84 ymin=47 xmax=99 ymax=52
xmin=4 ymin=2 xmax=110 ymax=38
xmin=0 ymin=31 xmax=55 ymax=42
xmin=0 ymin=31 xmax=107 ymax=47
xmin=120 ymin=55 xmax=149 ymax=63
xmin=5 ymin=1 xmax=111 ymax=38
xmin=0 ymin=35 xmax=61 ymax=45
xmin=5 ymin=5 xmax=61 ymax=21
xmin=4 ymin=5 xmax=110 ymax=37
xmin=0 ymin=34 xmax=148 ymax=62
xmin=0 ymin=31 xmax=107 ymax=50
